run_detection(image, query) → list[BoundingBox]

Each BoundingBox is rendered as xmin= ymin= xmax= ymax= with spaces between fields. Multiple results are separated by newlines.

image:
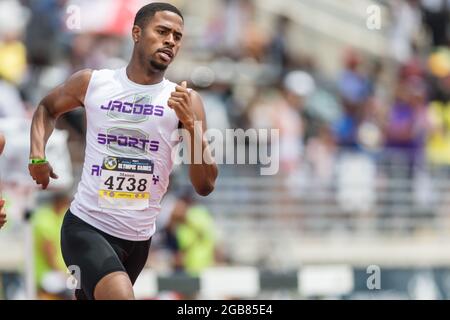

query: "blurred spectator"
xmin=156 ymin=192 xmax=192 ymax=273
xmin=384 ymin=77 xmax=427 ymax=175
xmin=389 ymin=0 xmax=422 ymax=63
xmin=0 ymin=0 xmax=28 ymax=84
xmin=334 ymin=49 xmax=372 ymax=148
xmin=0 ymin=0 xmax=28 ymax=119
xmin=155 ymin=187 xmax=219 ymax=275
xmin=338 ymin=49 xmax=372 ymax=107
xmin=421 ymin=0 xmax=450 ymax=47
xmin=23 ymin=0 xmax=66 ymax=67
xmin=249 ymin=70 xmax=314 ymax=175
xmin=164 ymin=188 xmax=218 ymax=276
xmin=177 ymin=203 xmax=217 ymax=275
xmin=426 ymin=48 xmax=450 ymax=168
xmin=265 ymin=15 xmax=291 ymax=74
xmin=205 ymin=0 xmax=267 ymax=60
xmin=356 ymin=97 xmax=385 ymax=152
xmin=33 ymin=192 xmax=71 ymax=299
xmin=304 ymin=125 xmax=337 ymax=187
xmin=278 ymin=70 xmax=315 ymax=172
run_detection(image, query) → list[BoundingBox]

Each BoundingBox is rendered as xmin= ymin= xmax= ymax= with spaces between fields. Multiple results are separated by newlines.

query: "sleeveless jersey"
xmin=70 ymin=67 xmax=180 ymax=241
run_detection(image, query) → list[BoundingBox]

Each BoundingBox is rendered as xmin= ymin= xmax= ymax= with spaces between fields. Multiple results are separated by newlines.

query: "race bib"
xmin=98 ymin=156 xmax=154 ymax=210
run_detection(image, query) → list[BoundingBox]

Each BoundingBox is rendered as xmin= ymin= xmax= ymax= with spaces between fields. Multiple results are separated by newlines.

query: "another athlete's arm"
xmin=0 ymin=133 xmax=6 ymax=229
xmin=168 ymin=82 xmax=218 ymax=196
xmin=0 ymin=132 xmax=5 ymax=155
xmin=0 ymin=199 xmax=5 ymax=229
xmin=29 ymin=69 xmax=92 ymax=189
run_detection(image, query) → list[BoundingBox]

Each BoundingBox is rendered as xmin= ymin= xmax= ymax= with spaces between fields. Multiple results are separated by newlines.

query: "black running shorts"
xmin=60 ymin=210 xmax=152 ymax=300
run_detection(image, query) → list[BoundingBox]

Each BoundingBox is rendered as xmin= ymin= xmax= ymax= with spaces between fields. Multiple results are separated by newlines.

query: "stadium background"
xmin=1 ymin=0 xmax=450 ymax=299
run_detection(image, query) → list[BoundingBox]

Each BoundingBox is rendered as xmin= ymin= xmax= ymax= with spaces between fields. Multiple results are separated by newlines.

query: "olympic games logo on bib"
xmin=103 ymin=157 xmax=118 ymax=170
xmin=98 ymin=156 xmax=154 ymax=210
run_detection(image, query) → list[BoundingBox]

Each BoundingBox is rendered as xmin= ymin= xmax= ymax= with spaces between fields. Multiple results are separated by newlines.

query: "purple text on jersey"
xmin=97 ymin=133 xmax=159 ymax=152
xmin=100 ymin=100 xmax=164 ymax=116
xmin=92 ymin=165 xmax=101 ymax=176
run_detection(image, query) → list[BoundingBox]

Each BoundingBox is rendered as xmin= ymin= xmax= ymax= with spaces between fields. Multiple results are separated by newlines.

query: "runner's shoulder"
xmin=68 ymin=68 xmax=94 ymax=86
xmin=63 ymin=69 xmax=94 ymax=104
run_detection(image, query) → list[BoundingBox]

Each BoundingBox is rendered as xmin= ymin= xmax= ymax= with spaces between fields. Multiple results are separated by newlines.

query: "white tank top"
xmin=70 ymin=67 xmax=180 ymax=241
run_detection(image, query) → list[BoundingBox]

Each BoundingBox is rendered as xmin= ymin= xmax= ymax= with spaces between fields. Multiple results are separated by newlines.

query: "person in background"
xmin=176 ymin=195 xmax=217 ymax=276
xmin=335 ymin=49 xmax=371 ymax=148
xmin=385 ymin=76 xmax=427 ymax=177
xmin=158 ymin=187 xmax=218 ymax=275
xmin=33 ymin=191 xmax=71 ymax=298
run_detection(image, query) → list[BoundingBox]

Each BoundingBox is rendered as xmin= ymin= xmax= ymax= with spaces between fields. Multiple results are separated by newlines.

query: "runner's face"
xmin=137 ymin=11 xmax=183 ymax=71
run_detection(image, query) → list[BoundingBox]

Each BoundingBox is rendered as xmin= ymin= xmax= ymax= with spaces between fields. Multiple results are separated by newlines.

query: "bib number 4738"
xmin=103 ymin=176 xmax=147 ymax=192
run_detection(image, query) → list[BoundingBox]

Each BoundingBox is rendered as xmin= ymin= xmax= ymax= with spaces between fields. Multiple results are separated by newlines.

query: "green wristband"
xmin=29 ymin=158 xmax=48 ymax=165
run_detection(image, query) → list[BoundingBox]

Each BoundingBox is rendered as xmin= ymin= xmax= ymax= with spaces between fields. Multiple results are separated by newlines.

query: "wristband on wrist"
xmin=29 ymin=158 xmax=48 ymax=165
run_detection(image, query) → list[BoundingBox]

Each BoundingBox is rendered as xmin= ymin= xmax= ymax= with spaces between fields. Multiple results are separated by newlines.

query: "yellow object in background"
xmin=33 ymin=205 xmax=66 ymax=288
xmin=177 ymin=205 xmax=216 ymax=275
xmin=426 ymin=101 xmax=450 ymax=165
xmin=0 ymin=41 xmax=26 ymax=84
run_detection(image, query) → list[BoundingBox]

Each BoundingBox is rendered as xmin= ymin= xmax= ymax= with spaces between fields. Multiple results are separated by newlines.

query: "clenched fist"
xmin=167 ymin=81 xmax=196 ymax=129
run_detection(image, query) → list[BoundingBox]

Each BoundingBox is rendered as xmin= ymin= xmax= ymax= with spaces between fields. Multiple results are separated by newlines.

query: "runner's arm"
xmin=185 ymin=91 xmax=218 ymax=196
xmin=29 ymin=69 xmax=92 ymax=189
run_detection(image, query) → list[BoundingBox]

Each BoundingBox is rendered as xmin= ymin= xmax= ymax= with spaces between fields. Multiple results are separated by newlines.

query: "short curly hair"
xmin=133 ymin=2 xmax=183 ymax=28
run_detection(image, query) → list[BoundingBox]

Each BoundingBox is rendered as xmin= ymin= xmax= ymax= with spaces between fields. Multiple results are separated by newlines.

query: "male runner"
xmin=28 ymin=2 xmax=218 ymax=300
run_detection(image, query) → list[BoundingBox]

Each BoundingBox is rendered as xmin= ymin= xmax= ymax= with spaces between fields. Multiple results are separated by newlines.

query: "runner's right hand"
xmin=28 ymin=162 xmax=59 ymax=190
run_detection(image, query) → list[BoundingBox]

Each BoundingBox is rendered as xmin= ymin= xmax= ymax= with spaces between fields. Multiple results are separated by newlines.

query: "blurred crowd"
xmin=2 ymin=0 xmax=450 ymax=297
xmin=2 ymin=0 xmax=450 ymax=175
